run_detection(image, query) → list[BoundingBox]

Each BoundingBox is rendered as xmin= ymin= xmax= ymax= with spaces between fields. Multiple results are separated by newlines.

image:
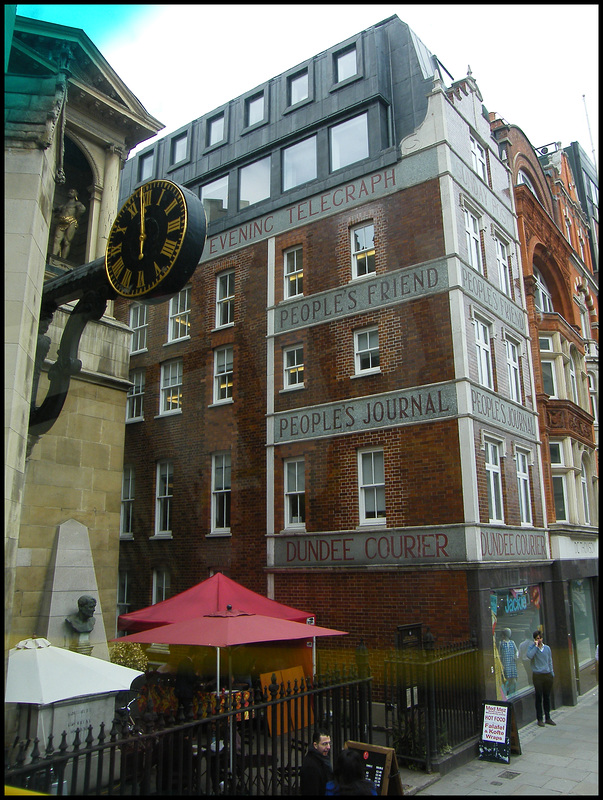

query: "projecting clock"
xmin=105 ymin=179 xmax=206 ymax=301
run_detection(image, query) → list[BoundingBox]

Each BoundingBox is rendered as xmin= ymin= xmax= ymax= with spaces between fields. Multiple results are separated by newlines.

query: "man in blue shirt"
xmin=527 ymin=630 xmax=556 ymax=727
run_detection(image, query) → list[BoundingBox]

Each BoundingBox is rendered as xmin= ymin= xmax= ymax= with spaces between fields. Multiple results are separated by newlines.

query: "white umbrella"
xmin=5 ymin=638 xmax=144 ymax=706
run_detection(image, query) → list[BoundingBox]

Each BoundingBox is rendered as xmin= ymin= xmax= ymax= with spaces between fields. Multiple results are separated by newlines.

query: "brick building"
xmin=115 ymin=15 xmax=597 ymax=722
xmin=490 ymin=119 xmax=599 ymax=699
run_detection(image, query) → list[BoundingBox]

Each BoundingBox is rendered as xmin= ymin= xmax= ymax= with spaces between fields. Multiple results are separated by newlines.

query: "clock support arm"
xmin=29 ymin=256 xmax=118 ymax=442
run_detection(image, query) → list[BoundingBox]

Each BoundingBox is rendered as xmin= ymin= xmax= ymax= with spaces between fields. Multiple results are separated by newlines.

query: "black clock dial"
xmin=105 ymin=179 xmax=205 ymax=300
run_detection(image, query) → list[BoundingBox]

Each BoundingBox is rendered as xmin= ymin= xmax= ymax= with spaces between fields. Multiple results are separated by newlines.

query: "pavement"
xmin=398 ymin=685 xmax=598 ymax=796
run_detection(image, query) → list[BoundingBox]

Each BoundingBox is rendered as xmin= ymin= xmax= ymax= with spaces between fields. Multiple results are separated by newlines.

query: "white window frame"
xmin=283 ymin=344 xmax=304 ymax=389
xmin=580 ymin=461 xmax=591 ymax=525
xmin=549 ymin=441 xmax=568 ymax=523
xmin=515 ymin=448 xmax=532 ymax=525
xmin=505 ymin=336 xmax=521 ymax=403
xmin=534 ymin=267 xmax=553 ymax=313
xmin=211 ymin=452 xmax=231 ymax=534
xmin=475 ymin=316 xmax=494 ymax=389
xmin=168 ymin=286 xmax=191 ymax=342
xmin=126 ymin=369 xmax=145 ymax=422
xmin=552 ymin=474 xmax=568 ymax=523
xmin=216 ymin=270 xmax=235 ymax=328
xmin=159 ymin=359 xmax=183 ymax=415
xmin=587 ymin=373 xmax=598 ymax=423
xmin=358 ymin=448 xmax=386 ymax=526
xmin=351 ymin=222 xmax=375 ymax=279
xmin=484 ymin=437 xmax=504 ymax=523
xmin=152 ymin=568 xmax=171 ymax=604
xmin=569 ymin=353 xmax=579 ymax=404
xmin=464 ymin=207 xmax=483 ymax=273
xmin=155 ymin=460 xmax=173 ymax=537
xmin=541 ymin=359 xmax=558 ymax=398
xmin=213 ymin=346 xmax=233 ymax=403
xmin=285 ymin=458 xmax=305 ymax=529
xmin=129 ymin=303 xmax=148 ymax=353
xmin=120 ymin=465 xmax=135 ymax=538
xmin=355 ymin=327 xmax=380 ymax=374
xmin=495 ymin=236 xmax=512 ymax=296
xmin=470 ymin=135 xmax=487 ymax=181
xmin=284 ymin=247 xmax=303 ymax=298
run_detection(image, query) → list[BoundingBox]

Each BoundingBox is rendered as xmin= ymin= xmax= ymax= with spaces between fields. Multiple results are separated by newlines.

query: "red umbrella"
xmin=112 ymin=608 xmax=347 ymax=691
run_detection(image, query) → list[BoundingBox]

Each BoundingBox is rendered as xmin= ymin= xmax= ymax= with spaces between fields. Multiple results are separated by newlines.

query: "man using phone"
xmin=527 ymin=630 xmax=556 ymax=727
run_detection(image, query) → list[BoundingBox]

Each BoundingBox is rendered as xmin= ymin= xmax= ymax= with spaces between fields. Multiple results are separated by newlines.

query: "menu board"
xmin=345 ymin=741 xmax=403 ymax=795
xmin=478 ymin=701 xmax=521 ymax=764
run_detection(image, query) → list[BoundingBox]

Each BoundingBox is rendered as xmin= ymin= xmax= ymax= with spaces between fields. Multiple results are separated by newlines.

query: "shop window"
xmin=491 ymin=585 xmax=543 ymax=699
xmin=570 ymin=579 xmax=597 ymax=667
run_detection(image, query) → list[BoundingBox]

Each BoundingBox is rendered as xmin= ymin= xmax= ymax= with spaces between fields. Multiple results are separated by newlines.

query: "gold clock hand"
xmin=139 ymin=187 xmax=146 ymax=260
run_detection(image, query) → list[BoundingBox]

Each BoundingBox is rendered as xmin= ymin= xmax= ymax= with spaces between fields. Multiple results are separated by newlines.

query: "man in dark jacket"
xmin=300 ymin=728 xmax=333 ymax=795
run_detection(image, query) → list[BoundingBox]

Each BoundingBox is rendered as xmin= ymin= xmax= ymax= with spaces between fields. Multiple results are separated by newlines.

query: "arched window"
xmin=533 ymin=267 xmax=553 ymax=313
xmin=517 ymin=169 xmax=538 ymax=197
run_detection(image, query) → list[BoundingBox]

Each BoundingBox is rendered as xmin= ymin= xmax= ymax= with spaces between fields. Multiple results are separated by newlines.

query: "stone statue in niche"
xmin=65 ymin=595 xmax=97 ymax=653
xmin=51 ymin=188 xmax=86 ymax=260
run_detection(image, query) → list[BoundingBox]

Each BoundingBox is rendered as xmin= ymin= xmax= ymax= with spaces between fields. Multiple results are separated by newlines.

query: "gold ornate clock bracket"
xmin=29 ymin=256 xmax=116 ymax=443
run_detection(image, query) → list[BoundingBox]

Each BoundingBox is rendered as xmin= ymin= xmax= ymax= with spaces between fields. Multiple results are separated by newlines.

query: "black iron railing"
xmin=384 ymin=639 xmax=481 ymax=772
xmin=5 ymin=668 xmax=372 ymax=796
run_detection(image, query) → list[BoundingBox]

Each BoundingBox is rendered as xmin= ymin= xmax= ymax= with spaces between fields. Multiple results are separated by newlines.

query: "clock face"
xmin=106 ymin=179 xmax=200 ymax=299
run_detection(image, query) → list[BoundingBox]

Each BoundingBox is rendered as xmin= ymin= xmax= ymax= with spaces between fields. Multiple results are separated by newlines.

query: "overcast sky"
xmin=17 ymin=4 xmax=599 ymax=168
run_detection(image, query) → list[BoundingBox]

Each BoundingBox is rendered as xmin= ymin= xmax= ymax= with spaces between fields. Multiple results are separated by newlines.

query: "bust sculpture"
xmin=65 ymin=594 xmax=97 ymax=634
